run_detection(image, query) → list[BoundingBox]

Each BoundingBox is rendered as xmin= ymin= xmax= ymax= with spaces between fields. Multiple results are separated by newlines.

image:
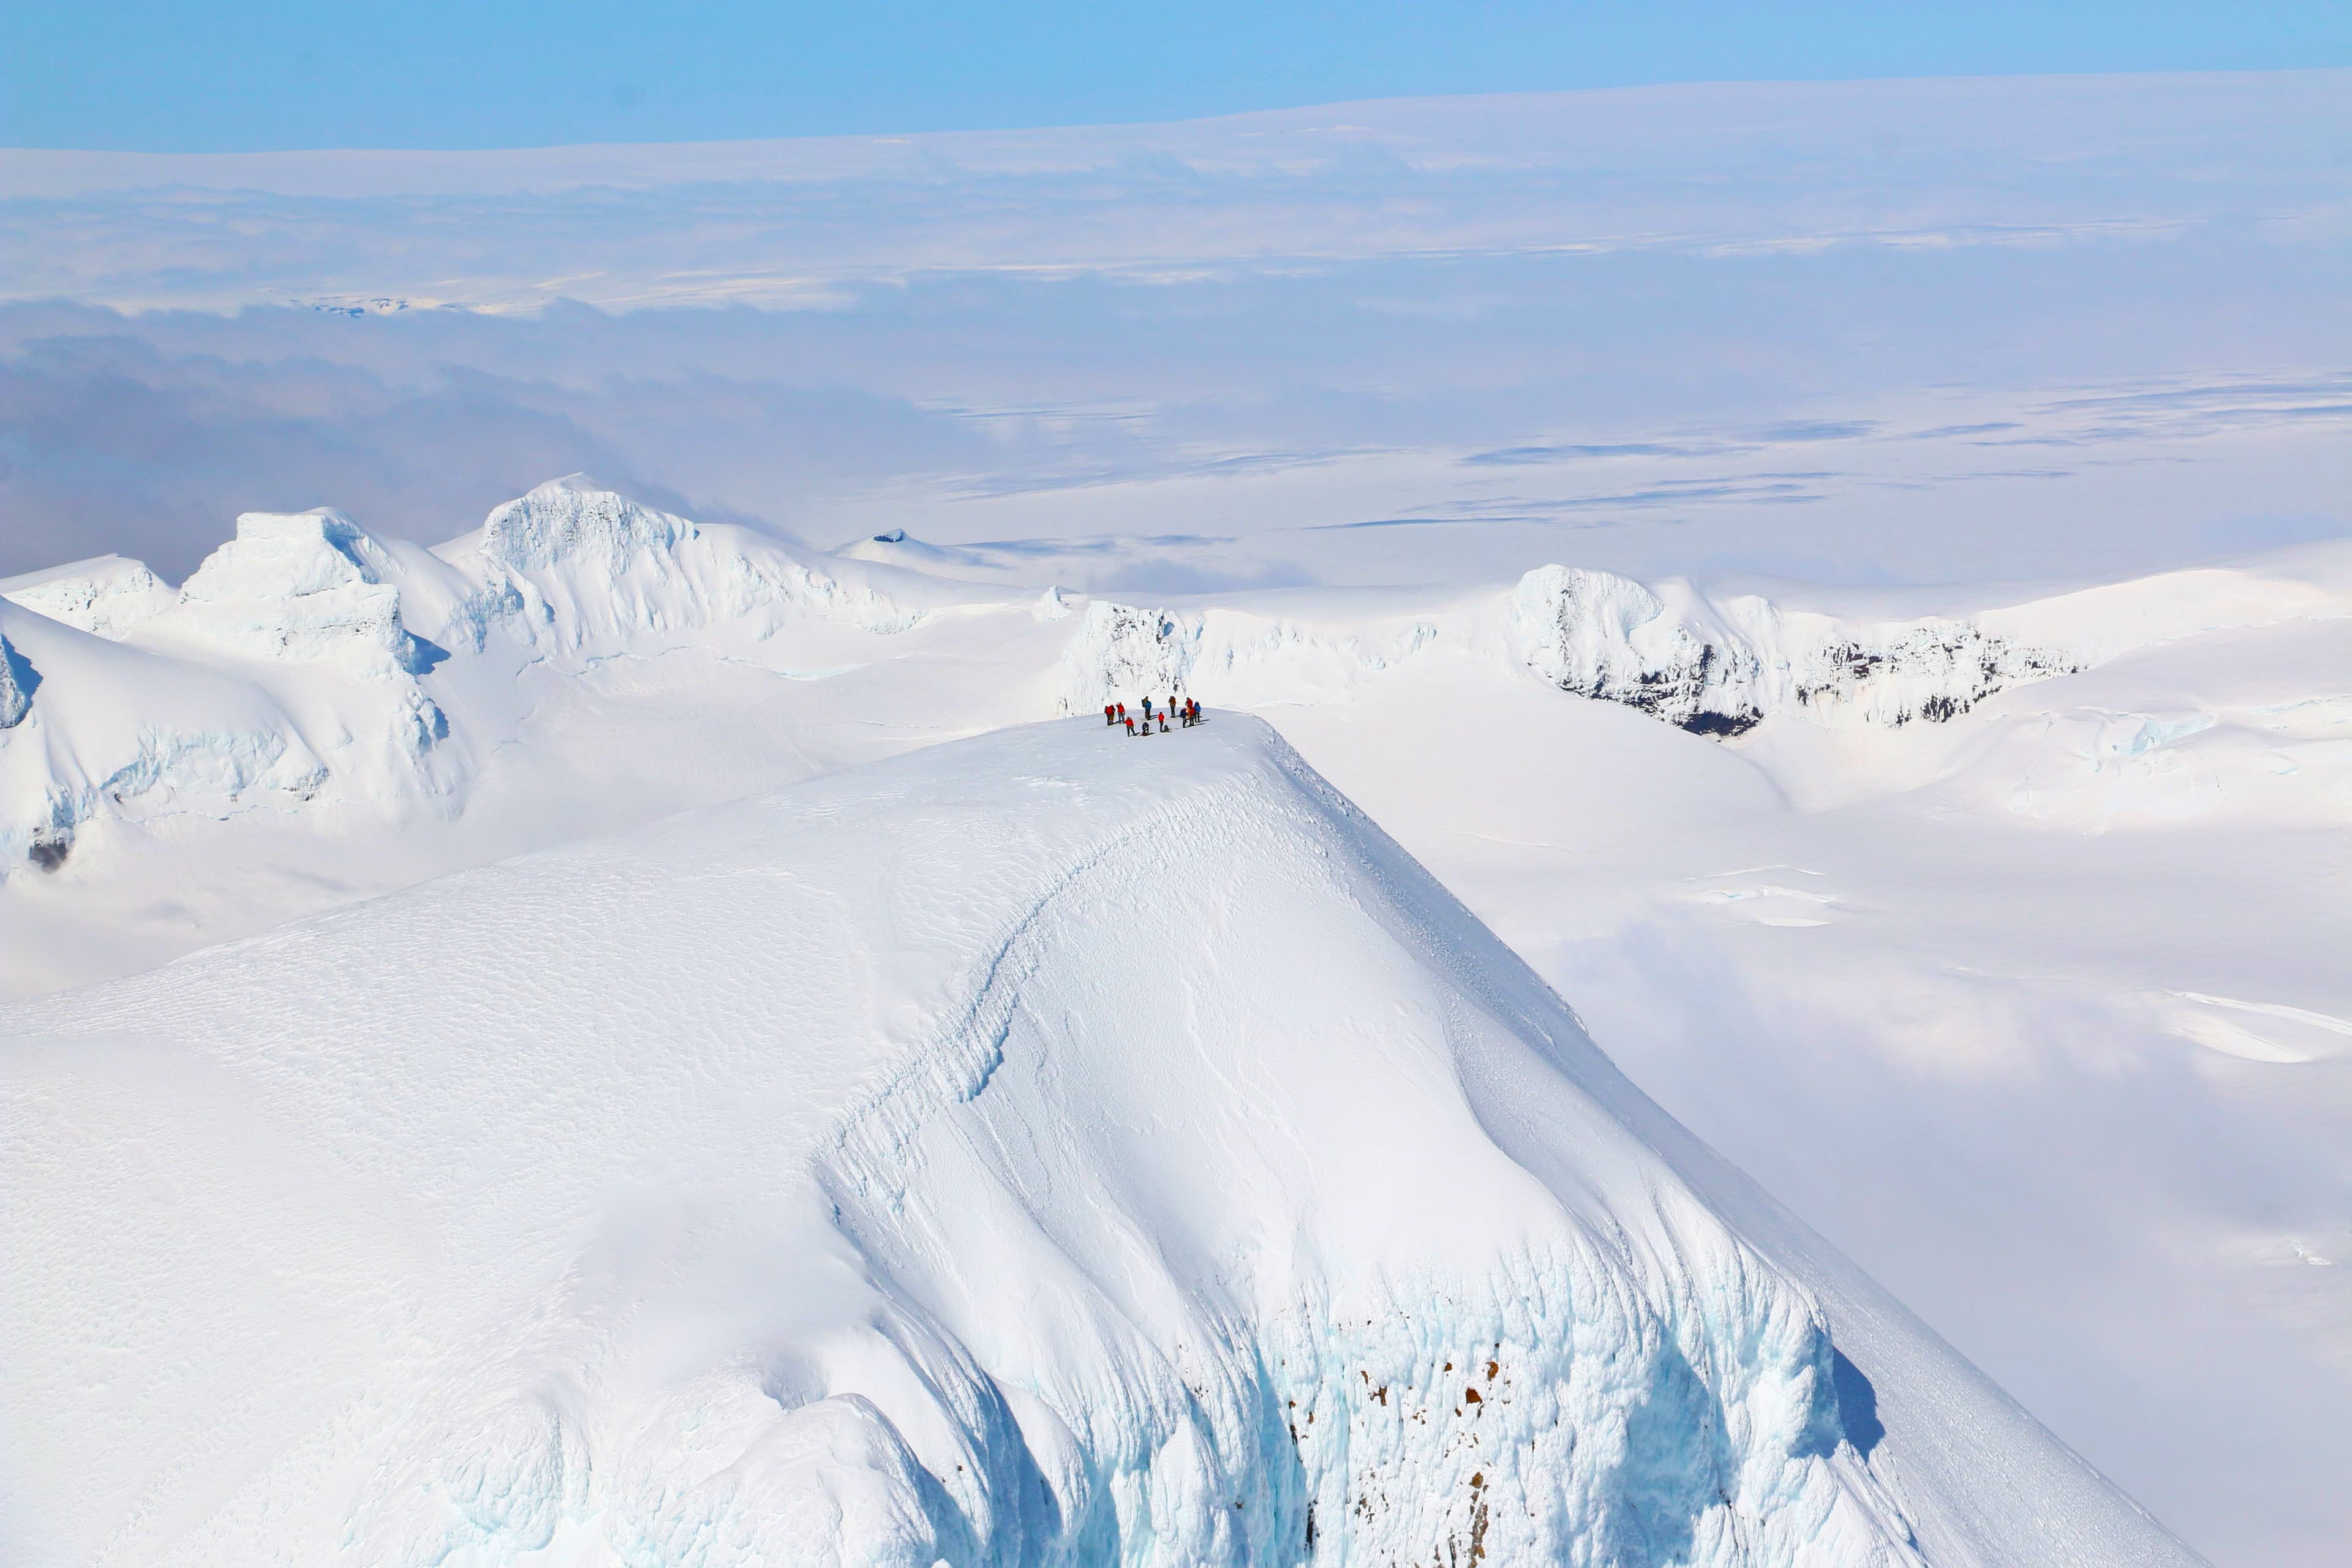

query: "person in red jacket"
xmin=1103 ymin=703 xmax=1115 ymax=726
xmin=1123 ymin=714 xmax=1137 ymax=736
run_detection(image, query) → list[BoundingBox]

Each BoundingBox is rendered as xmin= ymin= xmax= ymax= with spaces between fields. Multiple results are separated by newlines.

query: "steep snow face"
xmin=0 ymin=479 xmax=964 ymax=875
xmin=0 ymin=720 xmax=2193 ymax=1568
xmin=440 ymin=475 xmax=926 ymax=655
xmin=1509 ymin=567 xmax=2078 ymax=737
xmin=164 ymin=508 xmax=429 ymax=676
xmin=0 ymin=599 xmax=328 ymax=867
xmin=0 ymin=555 xmax=175 ymax=641
xmin=477 ymin=474 xmax=695 ymax=575
xmin=0 ymin=632 xmax=30 ymax=729
xmin=1055 ymin=598 xmax=1201 ymax=713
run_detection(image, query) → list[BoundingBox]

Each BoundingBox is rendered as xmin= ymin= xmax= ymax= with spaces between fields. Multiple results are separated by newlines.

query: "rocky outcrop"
xmin=1054 ymin=599 xmax=1202 ymax=714
xmin=0 ymin=633 xmax=32 ymax=729
xmin=1511 ymin=566 xmax=2077 ymax=737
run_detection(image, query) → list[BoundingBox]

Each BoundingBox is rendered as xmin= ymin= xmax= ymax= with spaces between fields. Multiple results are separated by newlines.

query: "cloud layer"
xmin=2 ymin=74 xmax=2347 ymax=587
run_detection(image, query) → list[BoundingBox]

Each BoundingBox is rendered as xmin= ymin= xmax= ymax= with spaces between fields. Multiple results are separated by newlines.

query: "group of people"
xmin=1103 ymin=695 xmax=1203 ymax=735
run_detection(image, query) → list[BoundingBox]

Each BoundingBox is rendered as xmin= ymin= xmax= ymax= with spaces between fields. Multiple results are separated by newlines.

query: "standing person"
xmin=1117 ymin=702 xmax=1127 ymax=725
xmin=1159 ymin=712 xmax=1169 ymax=733
xmin=1103 ymin=703 xmax=1115 ymax=726
xmin=1124 ymin=714 xmax=1136 ymax=736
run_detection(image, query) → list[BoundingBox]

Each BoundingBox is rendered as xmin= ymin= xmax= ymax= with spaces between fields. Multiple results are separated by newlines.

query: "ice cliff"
xmin=0 ymin=720 xmax=2199 ymax=1567
xmin=0 ymin=554 xmax=175 ymax=641
xmin=0 ymin=632 xmax=31 ymax=729
xmin=1506 ymin=567 xmax=2078 ymax=737
xmin=1047 ymin=569 xmax=2081 ymax=739
xmin=6 ymin=473 xmax=2334 ymax=878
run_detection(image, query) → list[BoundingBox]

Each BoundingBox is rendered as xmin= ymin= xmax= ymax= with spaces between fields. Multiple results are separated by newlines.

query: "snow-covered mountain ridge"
xmin=0 ymin=720 xmax=2199 ymax=1567
xmin=6 ymin=483 xmax=2345 ymax=1564
xmin=0 ymin=479 xmax=974 ymax=871
xmin=7 ymin=477 xmax=2339 ymax=881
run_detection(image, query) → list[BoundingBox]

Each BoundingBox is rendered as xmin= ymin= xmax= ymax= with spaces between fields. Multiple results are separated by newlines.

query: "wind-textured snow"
xmin=0 ymin=720 xmax=2195 ymax=1568
xmin=4 ymin=480 xmax=2348 ymax=1566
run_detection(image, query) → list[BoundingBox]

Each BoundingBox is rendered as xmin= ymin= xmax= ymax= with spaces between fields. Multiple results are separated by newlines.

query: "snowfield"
xmin=10 ymin=475 xmax=2341 ymax=914
xmin=2 ymin=718 xmax=2199 ymax=1567
xmin=4 ymin=477 xmax=2349 ymax=1564
xmin=7 ymin=67 xmax=2350 ymax=1567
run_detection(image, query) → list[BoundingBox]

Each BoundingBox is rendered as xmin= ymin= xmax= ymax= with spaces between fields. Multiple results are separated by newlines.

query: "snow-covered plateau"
xmin=5 ymin=477 xmax=2350 ymax=1566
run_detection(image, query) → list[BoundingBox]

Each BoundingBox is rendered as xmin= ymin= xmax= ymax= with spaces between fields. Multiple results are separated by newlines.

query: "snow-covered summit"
xmin=471 ymin=473 xmax=696 ymax=575
xmin=0 ymin=553 xmax=177 ymax=641
xmin=0 ymin=478 xmax=955 ymax=870
xmin=165 ymin=507 xmax=429 ymax=676
xmin=0 ymin=717 xmax=2196 ymax=1567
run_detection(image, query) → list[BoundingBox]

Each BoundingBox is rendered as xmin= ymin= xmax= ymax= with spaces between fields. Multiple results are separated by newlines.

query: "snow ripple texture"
xmin=1 ymin=721 xmax=2196 ymax=1567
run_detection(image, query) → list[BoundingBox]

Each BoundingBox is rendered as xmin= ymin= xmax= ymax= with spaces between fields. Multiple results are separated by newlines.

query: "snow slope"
xmin=4 ymin=483 xmax=2348 ymax=1563
xmin=12 ymin=484 xmax=2335 ymax=889
xmin=1 ymin=718 xmax=2196 ymax=1568
xmin=0 ymin=480 xmax=989 ymax=876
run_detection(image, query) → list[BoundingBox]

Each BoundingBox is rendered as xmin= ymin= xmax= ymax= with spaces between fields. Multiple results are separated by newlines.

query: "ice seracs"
xmin=0 ymin=596 xmax=329 ymax=869
xmin=0 ymin=553 xmax=176 ymax=641
xmin=0 ymin=719 xmax=2199 ymax=1567
xmin=476 ymin=473 xmax=695 ymax=576
xmin=161 ymin=508 xmax=435 ymax=676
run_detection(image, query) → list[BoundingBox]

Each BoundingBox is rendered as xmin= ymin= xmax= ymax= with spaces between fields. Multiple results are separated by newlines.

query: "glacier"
xmin=9 ymin=478 xmax=2340 ymax=878
xmin=0 ymin=719 xmax=2197 ymax=1567
xmin=3 ymin=480 xmax=2348 ymax=1567
xmin=5 ymin=68 xmax=2347 ymax=1566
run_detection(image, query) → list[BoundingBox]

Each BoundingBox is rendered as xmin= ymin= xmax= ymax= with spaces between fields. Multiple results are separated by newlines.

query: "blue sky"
xmin=7 ymin=0 xmax=2350 ymax=152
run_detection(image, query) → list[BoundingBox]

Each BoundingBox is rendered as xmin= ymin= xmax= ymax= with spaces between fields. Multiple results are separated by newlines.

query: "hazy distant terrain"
xmin=4 ymin=74 xmax=2349 ymax=1567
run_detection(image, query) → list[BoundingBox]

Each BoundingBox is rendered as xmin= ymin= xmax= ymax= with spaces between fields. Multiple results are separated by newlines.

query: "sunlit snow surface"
xmin=3 ymin=717 xmax=2198 ymax=1567
xmin=1 ymin=474 xmax=2348 ymax=1566
xmin=4 ymin=70 xmax=2351 ymax=1568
